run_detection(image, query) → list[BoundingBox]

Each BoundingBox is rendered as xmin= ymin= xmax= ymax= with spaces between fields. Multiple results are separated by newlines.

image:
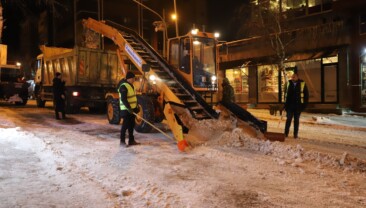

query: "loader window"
xmin=180 ymin=38 xmax=191 ymax=74
xmin=169 ymin=39 xmax=179 ymax=69
xmin=192 ymin=37 xmax=216 ymax=87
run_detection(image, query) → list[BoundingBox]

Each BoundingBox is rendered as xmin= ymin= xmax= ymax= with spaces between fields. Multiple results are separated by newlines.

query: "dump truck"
xmin=83 ymin=18 xmax=284 ymax=150
xmin=34 ymin=46 xmax=134 ymax=113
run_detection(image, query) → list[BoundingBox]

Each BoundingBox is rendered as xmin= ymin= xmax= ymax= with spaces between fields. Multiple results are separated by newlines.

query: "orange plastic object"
xmin=177 ymin=139 xmax=188 ymax=152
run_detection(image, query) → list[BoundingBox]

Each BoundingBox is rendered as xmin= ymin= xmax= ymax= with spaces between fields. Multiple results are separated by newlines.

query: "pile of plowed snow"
xmin=185 ymin=112 xmax=366 ymax=173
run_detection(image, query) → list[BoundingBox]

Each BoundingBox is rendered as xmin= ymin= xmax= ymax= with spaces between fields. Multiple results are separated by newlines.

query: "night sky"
xmin=1 ymin=0 xmax=248 ymax=70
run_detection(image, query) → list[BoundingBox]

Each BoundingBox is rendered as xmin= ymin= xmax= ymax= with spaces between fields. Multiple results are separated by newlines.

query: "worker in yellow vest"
xmin=118 ymin=71 xmax=140 ymax=147
xmin=284 ymin=73 xmax=309 ymax=139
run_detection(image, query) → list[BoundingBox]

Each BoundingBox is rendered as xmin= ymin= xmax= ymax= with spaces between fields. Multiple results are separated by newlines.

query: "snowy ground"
xmin=0 ymin=100 xmax=365 ymax=208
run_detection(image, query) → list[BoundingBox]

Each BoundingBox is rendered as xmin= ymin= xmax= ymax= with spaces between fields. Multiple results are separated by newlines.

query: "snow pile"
xmin=311 ymin=116 xmax=337 ymax=125
xmin=216 ymin=128 xmax=366 ymax=172
xmin=185 ymin=118 xmax=366 ymax=173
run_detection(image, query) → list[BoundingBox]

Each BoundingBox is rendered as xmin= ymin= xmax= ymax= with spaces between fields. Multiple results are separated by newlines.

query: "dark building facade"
xmin=219 ymin=0 xmax=366 ymax=113
xmin=37 ymin=0 xmax=209 ymax=50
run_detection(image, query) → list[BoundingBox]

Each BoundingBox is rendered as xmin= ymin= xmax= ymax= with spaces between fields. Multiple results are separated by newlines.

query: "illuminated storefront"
xmin=225 ymin=67 xmax=249 ymax=103
xmin=223 ymin=55 xmax=339 ymax=104
xmin=361 ymin=53 xmax=366 ymax=106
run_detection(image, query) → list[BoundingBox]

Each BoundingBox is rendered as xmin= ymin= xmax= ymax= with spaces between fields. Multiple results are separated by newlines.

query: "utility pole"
xmin=173 ymin=0 xmax=179 ymax=37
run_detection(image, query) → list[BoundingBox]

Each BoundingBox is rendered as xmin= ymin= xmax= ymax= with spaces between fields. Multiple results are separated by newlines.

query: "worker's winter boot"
xmin=120 ymin=138 xmax=126 ymax=146
xmin=55 ymin=111 xmax=60 ymax=120
xmin=129 ymin=140 xmax=140 ymax=146
xmin=128 ymin=135 xmax=140 ymax=146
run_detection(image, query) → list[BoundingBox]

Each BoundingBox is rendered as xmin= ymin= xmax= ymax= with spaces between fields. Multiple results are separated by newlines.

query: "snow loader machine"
xmin=83 ymin=18 xmax=285 ymax=151
xmin=0 ymin=44 xmax=29 ymax=105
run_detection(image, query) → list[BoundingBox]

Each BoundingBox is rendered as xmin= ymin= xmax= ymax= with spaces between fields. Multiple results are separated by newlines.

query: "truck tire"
xmin=107 ymin=97 xmax=121 ymax=124
xmin=134 ymin=95 xmax=155 ymax=133
xmin=15 ymin=98 xmax=28 ymax=106
xmin=35 ymin=86 xmax=46 ymax=107
xmin=65 ymin=98 xmax=80 ymax=114
xmin=36 ymin=96 xmax=46 ymax=107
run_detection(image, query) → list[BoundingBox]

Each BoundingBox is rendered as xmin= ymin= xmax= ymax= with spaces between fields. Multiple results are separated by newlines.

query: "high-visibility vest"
xmin=118 ymin=82 xmax=137 ymax=110
xmin=286 ymin=81 xmax=306 ymax=103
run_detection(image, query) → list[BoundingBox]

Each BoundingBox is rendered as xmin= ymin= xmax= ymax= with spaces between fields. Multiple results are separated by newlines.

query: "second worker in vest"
xmin=284 ymin=73 xmax=309 ymax=139
xmin=118 ymin=72 xmax=140 ymax=147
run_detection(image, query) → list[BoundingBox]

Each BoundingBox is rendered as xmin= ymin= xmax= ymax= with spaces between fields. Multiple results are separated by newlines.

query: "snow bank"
xmin=184 ymin=114 xmax=366 ymax=173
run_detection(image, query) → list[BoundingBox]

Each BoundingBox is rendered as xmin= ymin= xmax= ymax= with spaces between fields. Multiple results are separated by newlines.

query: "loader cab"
xmin=168 ymin=30 xmax=218 ymax=91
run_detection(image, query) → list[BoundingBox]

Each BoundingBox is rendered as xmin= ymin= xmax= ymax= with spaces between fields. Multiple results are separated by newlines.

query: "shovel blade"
xmin=263 ymin=132 xmax=286 ymax=142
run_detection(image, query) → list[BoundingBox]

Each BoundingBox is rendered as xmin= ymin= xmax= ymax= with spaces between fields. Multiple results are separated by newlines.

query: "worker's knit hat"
xmin=126 ymin=72 xmax=136 ymax=79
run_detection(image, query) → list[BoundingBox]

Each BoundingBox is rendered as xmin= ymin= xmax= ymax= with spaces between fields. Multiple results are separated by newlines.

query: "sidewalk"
xmin=247 ymin=109 xmax=366 ymax=160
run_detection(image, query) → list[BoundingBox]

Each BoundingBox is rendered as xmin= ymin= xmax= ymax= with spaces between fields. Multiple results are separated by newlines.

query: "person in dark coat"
xmin=221 ymin=77 xmax=235 ymax=104
xmin=52 ymin=72 xmax=66 ymax=120
xmin=118 ymin=71 xmax=140 ymax=147
xmin=284 ymin=73 xmax=309 ymax=138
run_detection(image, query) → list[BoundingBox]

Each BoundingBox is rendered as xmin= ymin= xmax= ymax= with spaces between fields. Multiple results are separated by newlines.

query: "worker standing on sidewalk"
xmin=118 ymin=71 xmax=140 ymax=147
xmin=284 ymin=72 xmax=309 ymax=139
xmin=52 ymin=72 xmax=66 ymax=120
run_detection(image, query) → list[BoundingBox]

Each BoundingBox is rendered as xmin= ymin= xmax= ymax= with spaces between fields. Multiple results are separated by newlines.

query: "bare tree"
xmin=249 ymin=0 xmax=295 ymax=83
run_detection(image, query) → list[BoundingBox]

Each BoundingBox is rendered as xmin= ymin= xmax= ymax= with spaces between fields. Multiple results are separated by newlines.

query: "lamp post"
xmin=173 ymin=0 xmax=179 ymax=37
xmin=132 ymin=0 xmax=168 ymax=57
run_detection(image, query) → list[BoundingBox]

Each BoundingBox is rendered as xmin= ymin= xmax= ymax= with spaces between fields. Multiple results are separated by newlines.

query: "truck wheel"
xmin=107 ymin=97 xmax=121 ymax=124
xmin=36 ymin=96 xmax=46 ymax=107
xmin=134 ymin=95 xmax=155 ymax=133
xmin=15 ymin=98 xmax=28 ymax=106
xmin=65 ymin=99 xmax=80 ymax=114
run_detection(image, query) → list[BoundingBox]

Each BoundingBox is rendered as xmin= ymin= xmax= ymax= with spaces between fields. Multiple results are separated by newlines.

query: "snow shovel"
xmin=277 ymin=111 xmax=285 ymax=128
xmin=133 ymin=112 xmax=189 ymax=151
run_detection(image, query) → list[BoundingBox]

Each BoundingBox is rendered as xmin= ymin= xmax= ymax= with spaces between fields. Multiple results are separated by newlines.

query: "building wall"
xmin=219 ymin=0 xmax=366 ymax=112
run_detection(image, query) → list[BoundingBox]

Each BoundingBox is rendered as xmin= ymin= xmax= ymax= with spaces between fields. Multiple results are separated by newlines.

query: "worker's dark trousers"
xmin=284 ymin=109 xmax=301 ymax=137
xmin=120 ymin=113 xmax=136 ymax=143
xmin=54 ymin=99 xmax=65 ymax=119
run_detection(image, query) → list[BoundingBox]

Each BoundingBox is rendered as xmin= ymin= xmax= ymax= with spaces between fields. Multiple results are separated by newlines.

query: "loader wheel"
xmin=15 ymin=98 xmax=28 ymax=106
xmin=107 ymin=97 xmax=121 ymax=124
xmin=134 ymin=95 xmax=155 ymax=133
xmin=36 ymin=96 xmax=46 ymax=107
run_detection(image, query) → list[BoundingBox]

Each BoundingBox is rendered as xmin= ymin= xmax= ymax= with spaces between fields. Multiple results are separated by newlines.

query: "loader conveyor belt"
xmin=84 ymin=18 xmax=273 ymax=141
xmin=99 ymin=19 xmax=219 ymax=120
xmin=221 ymin=101 xmax=267 ymax=133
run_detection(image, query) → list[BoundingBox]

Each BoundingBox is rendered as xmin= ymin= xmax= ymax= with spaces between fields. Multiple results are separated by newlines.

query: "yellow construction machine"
xmin=83 ymin=18 xmax=283 ymax=151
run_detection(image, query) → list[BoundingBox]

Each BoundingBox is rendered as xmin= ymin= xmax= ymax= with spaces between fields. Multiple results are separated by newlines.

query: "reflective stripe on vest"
xmin=286 ymin=81 xmax=306 ymax=103
xmin=118 ymin=82 xmax=137 ymax=110
xmin=300 ymin=82 xmax=305 ymax=103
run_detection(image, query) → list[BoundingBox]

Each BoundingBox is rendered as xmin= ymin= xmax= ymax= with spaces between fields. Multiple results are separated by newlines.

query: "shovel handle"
xmin=133 ymin=112 xmax=175 ymax=141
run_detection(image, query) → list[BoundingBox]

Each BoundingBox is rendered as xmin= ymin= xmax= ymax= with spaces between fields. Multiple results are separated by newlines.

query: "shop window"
xmin=225 ymin=68 xmax=249 ymax=103
xmin=258 ymin=65 xmax=279 ymax=103
xmin=324 ymin=65 xmax=337 ymax=102
xmin=361 ymin=54 xmax=366 ymax=105
xmin=322 ymin=55 xmax=338 ymax=64
xmin=283 ymin=0 xmax=306 ymax=9
xmin=297 ymin=60 xmax=322 ymax=102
